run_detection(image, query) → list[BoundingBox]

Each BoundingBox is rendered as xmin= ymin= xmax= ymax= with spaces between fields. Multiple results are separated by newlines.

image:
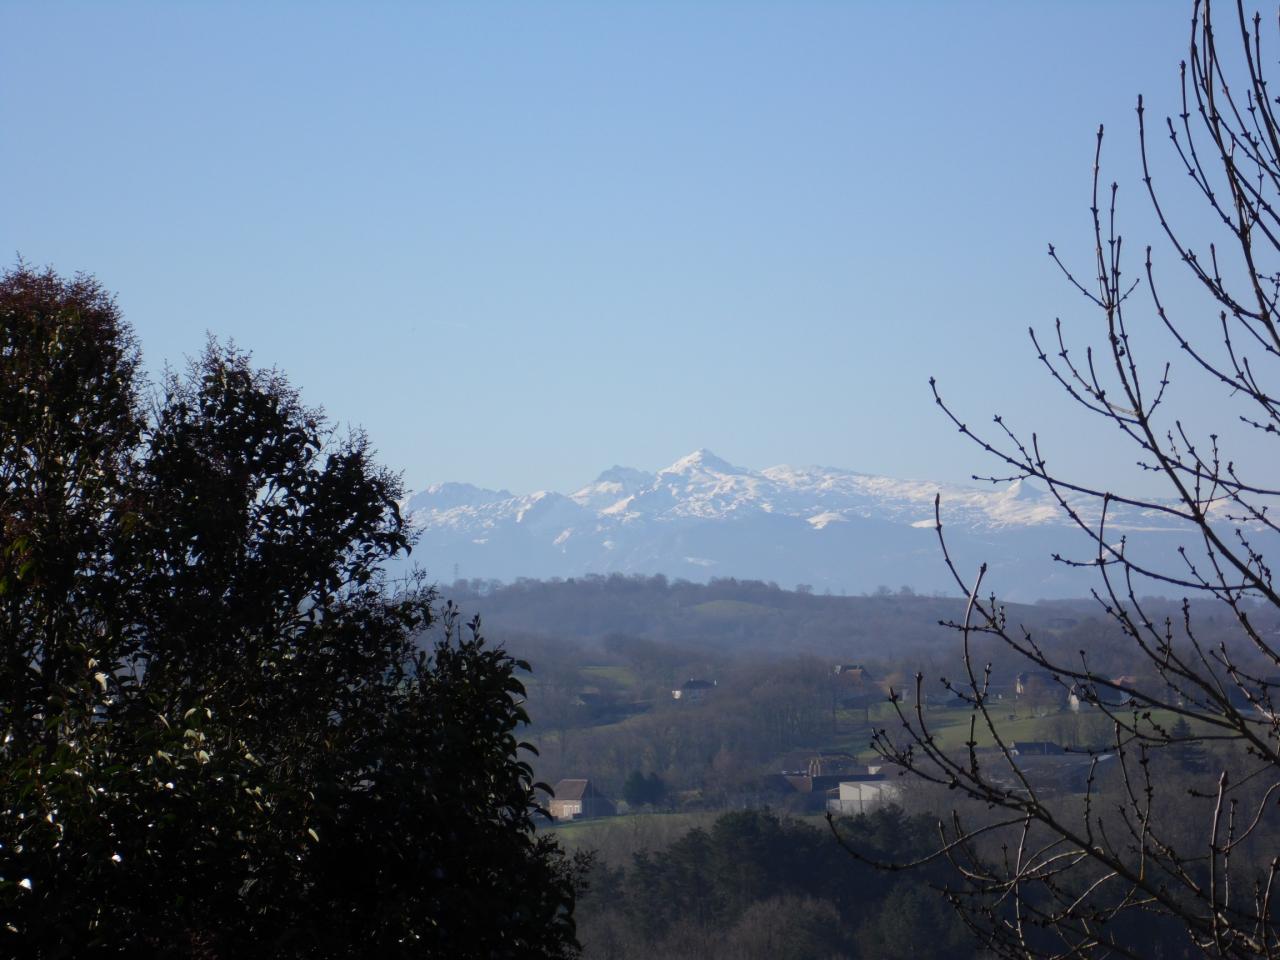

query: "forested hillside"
xmin=429 ymin=576 xmax=1277 ymax=803
xmin=449 ymin=574 xmax=1058 ymax=657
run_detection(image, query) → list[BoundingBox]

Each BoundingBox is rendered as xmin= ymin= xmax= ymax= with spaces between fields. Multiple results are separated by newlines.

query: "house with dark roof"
xmin=833 ymin=664 xmax=880 ymax=719
xmin=548 ymin=779 xmax=616 ymax=821
xmin=833 ymin=664 xmax=872 ymax=683
xmin=671 ymin=678 xmax=716 ymax=702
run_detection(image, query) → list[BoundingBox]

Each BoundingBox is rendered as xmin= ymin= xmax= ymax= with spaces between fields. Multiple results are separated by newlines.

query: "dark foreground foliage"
xmin=0 ymin=266 xmax=580 ymax=958
xmin=574 ymin=807 xmax=971 ymax=960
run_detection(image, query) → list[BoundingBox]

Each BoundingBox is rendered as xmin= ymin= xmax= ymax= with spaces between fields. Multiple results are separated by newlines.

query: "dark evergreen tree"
xmin=644 ymin=772 xmax=666 ymax=807
xmin=622 ymin=770 xmax=666 ymax=808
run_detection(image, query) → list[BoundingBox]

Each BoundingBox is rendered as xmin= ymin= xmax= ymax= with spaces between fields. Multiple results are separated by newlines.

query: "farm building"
xmin=549 ymin=779 xmax=617 ymax=821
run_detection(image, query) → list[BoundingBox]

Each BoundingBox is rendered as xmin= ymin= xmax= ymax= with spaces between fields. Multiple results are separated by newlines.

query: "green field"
xmin=579 ymin=663 xmax=639 ymax=690
xmin=547 ymin=811 xmax=722 ymax=860
xmin=820 ymin=701 xmax=1197 ymax=758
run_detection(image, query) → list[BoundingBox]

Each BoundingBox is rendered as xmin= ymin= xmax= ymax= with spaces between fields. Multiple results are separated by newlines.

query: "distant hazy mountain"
xmin=402 ymin=449 xmax=1227 ymax=601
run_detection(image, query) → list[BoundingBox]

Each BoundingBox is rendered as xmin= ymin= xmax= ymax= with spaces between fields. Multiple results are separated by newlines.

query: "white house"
xmin=826 ymin=779 xmax=902 ymax=817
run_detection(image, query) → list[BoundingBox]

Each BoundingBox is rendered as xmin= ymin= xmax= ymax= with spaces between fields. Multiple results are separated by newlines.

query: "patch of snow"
xmin=405 ymin=482 xmax=514 ymax=514
xmin=658 ymin=448 xmax=747 ymax=477
xmin=807 ymin=511 xmax=846 ymax=529
xmin=600 ymin=495 xmax=637 ymax=516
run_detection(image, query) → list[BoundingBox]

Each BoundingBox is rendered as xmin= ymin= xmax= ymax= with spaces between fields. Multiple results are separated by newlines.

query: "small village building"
xmin=1067 ymin=683 xmax=1090 ymax=712
xmin=777 ymin=760 xmax=892 ymax=812
xmin=806 ymin=754 xmax=869 ymax=779
xmin=548 ymin=779 xmax=617 ymax=821
xmin=1015 ymin=671 xmax=1057 ymax=697
xmin=833 ymin=664 xmax=872 ymax=683
xmin=833 ymin=664 xmax=879 ymax=721
xmin=672 ymin=678 xmax=716 ymax=701
xmin=827 ymin=779 xmax=902 ymax=816
xmin=989 ymin=749 xmax=1114 ymax=793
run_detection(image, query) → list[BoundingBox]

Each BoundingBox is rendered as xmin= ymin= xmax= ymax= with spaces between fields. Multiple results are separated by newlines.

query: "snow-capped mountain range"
xmin=402 ymin=449 xmax=1211 ymax=600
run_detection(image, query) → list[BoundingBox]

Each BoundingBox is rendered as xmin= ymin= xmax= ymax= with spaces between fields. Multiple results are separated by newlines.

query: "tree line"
xmin=571 ymin=807 xmax=971 ymax=960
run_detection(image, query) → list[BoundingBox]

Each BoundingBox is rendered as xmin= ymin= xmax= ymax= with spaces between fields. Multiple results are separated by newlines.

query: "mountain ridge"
xmin=402 ymin=450 xmax=1217 ymax=600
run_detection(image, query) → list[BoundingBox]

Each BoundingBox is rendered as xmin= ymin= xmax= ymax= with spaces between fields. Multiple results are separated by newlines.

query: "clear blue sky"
xmin=4 ymin=1 xmax=1241 ymax=496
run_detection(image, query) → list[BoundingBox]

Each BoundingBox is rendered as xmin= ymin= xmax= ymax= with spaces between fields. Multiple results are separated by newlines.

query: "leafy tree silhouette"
xmin=0 ymin=265 xmax=582 ymax=959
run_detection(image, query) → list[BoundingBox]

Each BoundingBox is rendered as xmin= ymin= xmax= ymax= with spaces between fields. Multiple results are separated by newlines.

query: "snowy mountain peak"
xmin=659 ymin=449 xmax=747 ymax=477
xmin=402 ymin=452 xmax=1209 ymax=599
xmin=405 ymin=481 xmax=514 ymax=514
xmin=570 ymin=465 xmax=656 ymax=510
xmin=1002 ymin=477 xmax=1047 ymax=501
xmin=593 ymin=465 xmax=655 ymax=487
